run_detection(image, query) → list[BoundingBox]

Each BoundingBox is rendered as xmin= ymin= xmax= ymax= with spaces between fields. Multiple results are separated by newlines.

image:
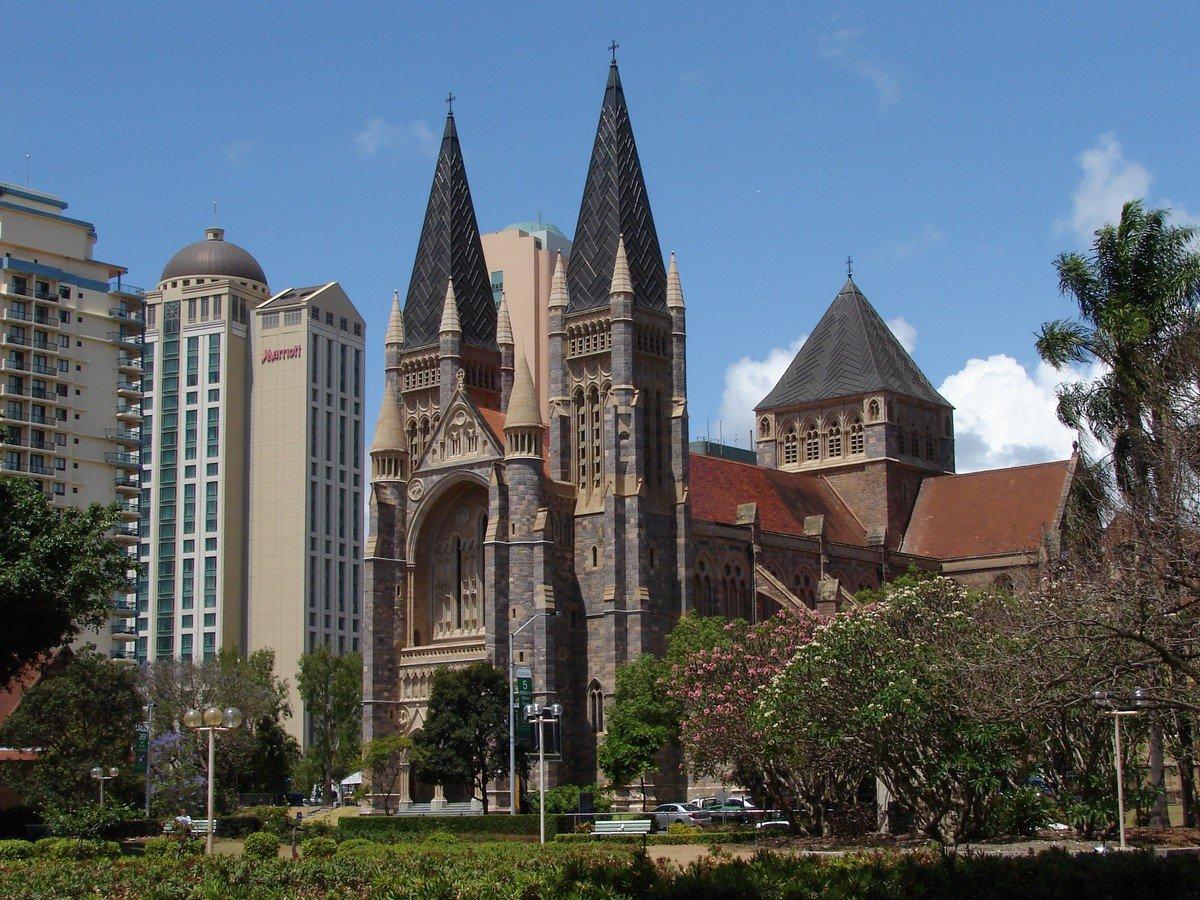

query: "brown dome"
xmin=160 ymin=227 xmax=267 ymax=286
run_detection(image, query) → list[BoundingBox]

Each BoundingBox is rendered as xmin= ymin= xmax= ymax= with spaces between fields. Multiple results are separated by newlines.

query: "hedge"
xmin=337 ymin=814 xmax=568 ymax=840
xmin=553 ymin=830 xmax=763 ymax=846
xmin=0 ymin=845 xmax=1198 ymax=898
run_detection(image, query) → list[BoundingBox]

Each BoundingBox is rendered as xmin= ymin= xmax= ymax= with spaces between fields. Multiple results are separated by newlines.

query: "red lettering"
xmin=261 ymin=345 xmax=303 ymax=364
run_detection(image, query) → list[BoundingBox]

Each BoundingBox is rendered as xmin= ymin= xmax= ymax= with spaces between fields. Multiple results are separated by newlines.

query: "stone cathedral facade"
xmin=363 ymin=61 xmax=1078 ymax=808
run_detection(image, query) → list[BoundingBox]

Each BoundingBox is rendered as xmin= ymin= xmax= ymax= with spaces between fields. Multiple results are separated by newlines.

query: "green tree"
xmin=0 ymin=648 xmax=142 ymax=810
xmin=144 ymin=648 xmax=295 ymax=813
xmin=296 ymin=648 xmax=361 ymax=804
xmin=1037 ymin=200 xmax=1200 ymax=826
xmin=0 ymin=477 xmax=133 ymax=687
xmin=362 ymin=735 xmax=411 ymax=814
xmin=410 ymin=663 xmax=511 ymax=812
xmin=597 ymin=713 xmax=668 ymax=812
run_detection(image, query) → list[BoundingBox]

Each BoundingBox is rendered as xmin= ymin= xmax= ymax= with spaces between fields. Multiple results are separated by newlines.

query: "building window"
xmin=263 ymin=313 xmax=279 ymax=329
xmin=782 ymin=428 xmax=798 ymax=465
xmin=826 ymin=423 xmax=842 ymax=457
xmin=849 ymin=417 xmax=864 ymax=455
xmin=284 ymin=310 xmax=301 ymax=326
xmin=588 ymin=681 xmax=604 ymax=733
xmin=804 ymin=423 xmax=820 ymax=461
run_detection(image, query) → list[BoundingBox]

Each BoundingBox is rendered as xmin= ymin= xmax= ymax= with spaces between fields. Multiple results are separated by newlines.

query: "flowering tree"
xmin=760 ymin=574 xmax=1030 ymax=844
xmin=670 ymin=611 xmax=867 ymax=835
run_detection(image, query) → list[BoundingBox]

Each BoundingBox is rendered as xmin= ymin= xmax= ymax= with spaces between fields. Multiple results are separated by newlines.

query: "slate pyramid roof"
xmin=401 ymin=113 xmax=496 ymax=350
xmin=566 ymin=62 xmax=666 ymax=313
xmin=757 ymin=279 xmax=949 ymax=410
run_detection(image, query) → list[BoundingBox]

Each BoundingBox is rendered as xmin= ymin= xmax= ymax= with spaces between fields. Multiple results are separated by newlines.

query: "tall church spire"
xmin=401 ymin=111 xmax=496 ymax=349
xmin=385 ymin=290 xmax=405 ymax=345
xmin=566 ymin=58 xmax=667 ymax=313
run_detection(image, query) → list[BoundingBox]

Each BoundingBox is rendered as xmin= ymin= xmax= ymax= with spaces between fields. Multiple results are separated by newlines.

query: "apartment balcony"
xmin=114 ymin=472 xmax=139 ymax=492
xmin=30 ymin=336 xmax=60 ymax=353
xmin=112 ymin=598 xmax=137 ymax=615
xmin=110 ymin=621 xmax=138 ymax=641
xmin=108 ymin=331 xmax=143 ymax=352
xmin=3 ymin=281 xmax=29 ymax=298
xmin=111 ymin=523 xmax=139 ymax=544
xmin=29 ymin=363 xmax=54 ymax=376
xmin=105 ymin=427 xmax=140 ymax=446
xmin=0 ymin=429 xmax=21 ymax=448
xmin=108 ymin=282 xmax=146 ymax=302
xmin=3 ymin=331 xmax=30 ymax=347
xmin=117 ymin=500 xmax=140 ymax=520
xmin=104 ymin=450 xmax=140 ymax=469
xmin=108 ymin=307 xmax=145 ymax=324
xmin=116 ymin=379 xmax=143 ymax=399
xmin=32 ymin=290 xmax=58 ymax=304
xmin=115 ymin=402 xmax=142 ymax=424
xmin=26 ymin=462 xmax=61 ymax=478
xmin=30 ymin=314 xmax=60 ymax=332
xmin=116 ymin=354 xmax=142 ymax=375
xmin=109 ymin=649 xmax=138 ymax=663
xmin=0 ymin=458 xmax=24 ymax=474
xmin=0 ymin=380 xmax=24 ymax=400
xmin=1 ymin=307 xmax=31 ymax=323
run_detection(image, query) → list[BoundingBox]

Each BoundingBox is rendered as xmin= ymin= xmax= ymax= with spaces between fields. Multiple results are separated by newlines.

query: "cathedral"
xmin=363 ymin=59 xmax=1077 ymax=808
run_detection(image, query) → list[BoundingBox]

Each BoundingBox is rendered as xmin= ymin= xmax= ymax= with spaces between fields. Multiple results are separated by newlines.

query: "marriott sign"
xmin=261 ymin=345 xmax=302 ymax=364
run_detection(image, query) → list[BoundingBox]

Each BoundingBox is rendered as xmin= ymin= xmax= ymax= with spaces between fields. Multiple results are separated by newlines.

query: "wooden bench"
xmin=594 ymin=819 xmax=652 ymax=838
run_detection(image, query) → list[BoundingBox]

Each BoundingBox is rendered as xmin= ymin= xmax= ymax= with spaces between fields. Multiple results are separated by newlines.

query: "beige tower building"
xmin=0 ymin=182 xmax=143 ymax=660
xmin=480 ymin=221 xmax=571 ymax=419
xmin=141 ymin=230 xmax=364 ymax=745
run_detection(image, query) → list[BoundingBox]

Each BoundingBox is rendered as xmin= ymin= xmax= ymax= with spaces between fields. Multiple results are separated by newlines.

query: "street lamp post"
xmin=183 ymin=704 xmax=243 ymax=855
xmin=508 ymin=610 xmax=554 ymax=815
xmin=523 ymin=702 xmax=563 ymax=845
xmin=89 ymin=766 xmax=119 ymax=806
xmin=1092 ymin=688 xmax=1149 ymax=850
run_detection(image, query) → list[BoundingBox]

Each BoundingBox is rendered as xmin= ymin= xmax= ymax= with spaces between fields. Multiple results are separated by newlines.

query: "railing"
xmin=114 ymin=474 xmax=138 ymax=488
xmin=30 ymin=364 xmax=53 ymax=375
xmin=116 ymin=354 xmax=141 ymax=369
xmin=116 ymin=380 xmax=143 ymax=394
xmin=106 ymin=428 xmax=141 ymax=443
xmin=115 ymin=403 xmax=142 ymax=417
xmin=109 ymin=308 xmax=145 ymax=322
xmin=109 ymin=281 xmax=146 ymax=298
xmin=5 ymin=283 xmax=28 ymax=297
xmin=108 ymin=331 xmax=143 ymax=348
xmin=33 ymin=291 xmax=56 ymax=303
xmin=3 ymin=308 xmax=30 ymax=321
xmin=112 ymin=599 xmax=137 ymax=614
xmin=27 ymin=463 xmax=53 ymax=476
xmin=4 ymin=332 xmax=28 ymax=346
xmin=110 ymin=649 xmax=138 ymax=662
xmin=104 ymin=451 xmax=140 ymax=466
xmin=0 ymin=459 xmax=24 ymax=473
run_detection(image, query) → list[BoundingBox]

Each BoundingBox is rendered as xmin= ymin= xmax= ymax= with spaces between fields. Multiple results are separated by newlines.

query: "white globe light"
xmin=203 ymin=706 xmax=224 ymax=727
xmin=108 ymin=767 xmax=120 ymax=778
xmin=90 ymin=767 xmax=103 ymax=779
xmin=182 ymin=709 xmax=203 ymax=729
xmin=223 ymin=707 xmax=243 ymax=730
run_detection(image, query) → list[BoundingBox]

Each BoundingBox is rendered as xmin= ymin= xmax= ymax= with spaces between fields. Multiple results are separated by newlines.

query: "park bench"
xmin=593 ymin=819 xmax=652 ymax=838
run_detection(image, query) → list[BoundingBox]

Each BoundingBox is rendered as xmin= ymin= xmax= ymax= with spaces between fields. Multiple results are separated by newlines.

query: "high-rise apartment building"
xmin=480 ymin=221 xmax=571 ymax=420
xmin=0 ymin=182 xmax=143 ymax=661
xmin=140 ymin=227 xmax=364 ymax=744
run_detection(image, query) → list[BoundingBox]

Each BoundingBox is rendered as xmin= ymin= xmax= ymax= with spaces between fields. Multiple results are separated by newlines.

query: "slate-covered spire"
xmin=401 ymin=111 xmax=496 ymax=349
xmin=566 ymin=60 xmax=667 ymax=313
xmin=757 ymin=278 xmax=950 ymax=411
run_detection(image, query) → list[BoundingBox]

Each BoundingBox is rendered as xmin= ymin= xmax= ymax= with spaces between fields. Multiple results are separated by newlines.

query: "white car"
xmin=652 ymin=802 xmax=713 ymax=829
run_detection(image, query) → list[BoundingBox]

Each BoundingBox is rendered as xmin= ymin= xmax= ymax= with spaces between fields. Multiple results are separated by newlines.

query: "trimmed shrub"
xmin=666 ymin=822 xmax=701 ymax=837
xmin=553 ymin=830 xmax=763 ymax=846
xmin=338 ymin=814 xmax=565 ymax=841
xmin=335 ymin=837 xmax=385 ymax=858
xmin=31 ymin=837 xmax=121 ymax=859
xmin=243 ymin=831 xmax=281 ymax=861
xmin=984 ymin=786 xmax=1058 ymax=838
xmin=142 ymin=835 xmax=204 ymax=858
xmin=0 ymin=839 xmax=32 ymax=859
xmin=221 ymin=806 xmax=292 ymax=838
xmin=298 ymin=819 xmax=336 ymax=839
xmin=300 ymin=835 xmax=336 ymax=858
xmin=420 ymin=830 xmax=461 ymax=845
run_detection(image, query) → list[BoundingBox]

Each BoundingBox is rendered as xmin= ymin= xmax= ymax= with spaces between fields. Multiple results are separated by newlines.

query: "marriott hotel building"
xmin=140 ymin=228 xmax=364 ymax=742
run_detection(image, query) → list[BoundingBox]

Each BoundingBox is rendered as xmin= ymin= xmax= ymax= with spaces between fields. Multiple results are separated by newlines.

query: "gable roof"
xmin=566 ymin=62 xmax=667 ymax=314
xmin=402 ymin=113 xmax=496 ymax=350
xmin=900 ymin=459 xmax=1074 ymax=560
xmin=757 ymin=279 xmax=948 ymax=411
xmin=690 ymin=453 xmax=867 ymax=545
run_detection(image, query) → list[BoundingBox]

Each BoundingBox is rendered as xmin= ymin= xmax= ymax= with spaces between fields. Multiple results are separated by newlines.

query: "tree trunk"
xmin=1148 ymin=725 xmax=1168 ymax=827
xmin=1179 ymin=716 xmax=1196 ymax=828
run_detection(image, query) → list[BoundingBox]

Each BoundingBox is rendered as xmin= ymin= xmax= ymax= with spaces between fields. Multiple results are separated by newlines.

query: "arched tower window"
xmin=868 ymin=399 xmax=880 ymax=421
xmin=407 ymin=419 xmax=419 ymax=461
xmin=849 ymin=416 xmax=864 ymax=454
xmin=782 ymin=427 xmax=798 ymax=465
xmin=827 ymin=422 xmax=842 ymax=457
xmin=925 ymin=429 xmax=935 ymax=461
xmin=759 ymin=417 xmax=771 ymax=438
xmin=573 ymin=388 xmax=587 ymax=489
xmin=588 ymin=680 xmax=605 ymax=733
xmin=804 ymin=422 xmax=820 ymax=461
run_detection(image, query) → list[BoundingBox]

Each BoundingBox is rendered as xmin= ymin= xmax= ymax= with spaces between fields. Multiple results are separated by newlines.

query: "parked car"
xmin=652 ymin=802 xmax=713 ymax=830
xmin=699 ymin=797 xmax=763 ymax=824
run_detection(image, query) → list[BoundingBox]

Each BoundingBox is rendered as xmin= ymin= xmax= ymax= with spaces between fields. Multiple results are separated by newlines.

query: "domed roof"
xmin=160 ymin=227 xmax=267 ymax=286
xmin=505 ymin=220 xmax=568 ymax=239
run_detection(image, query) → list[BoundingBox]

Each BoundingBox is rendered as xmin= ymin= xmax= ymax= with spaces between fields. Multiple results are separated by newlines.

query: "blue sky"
xmin=5 ymin=2 xmax=1197 ymax=470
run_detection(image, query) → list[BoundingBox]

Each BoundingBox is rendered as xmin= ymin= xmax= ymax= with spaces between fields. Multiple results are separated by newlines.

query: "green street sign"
xmin=133 ymin=727 xmax=149 ymax=774
xmin=515 ymin=669 xmax=534 ymax=747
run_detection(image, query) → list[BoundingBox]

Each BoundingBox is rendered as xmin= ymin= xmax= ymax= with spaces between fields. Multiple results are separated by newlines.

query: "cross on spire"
xmin=445 ymin=92 xmax=456 ymax=115
xmin=846 ymin=255 xmax=853 ymax=279
xmin=609 ymin=40 xmax=619 ymax=63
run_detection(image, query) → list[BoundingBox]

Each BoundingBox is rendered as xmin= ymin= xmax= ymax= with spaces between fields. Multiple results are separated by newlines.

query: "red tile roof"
xmin=690 ymin=454 xmax=867 ymax=545
xmin=900 ymin=458 xmax=1074 ymax=560
xmin=477 ymin=407 xmax=506 ymax=444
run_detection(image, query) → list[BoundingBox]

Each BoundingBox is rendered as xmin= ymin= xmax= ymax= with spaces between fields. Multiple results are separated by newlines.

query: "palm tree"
xmin=1038 ymin=200 xmax=1200 ymax=827
xmin=1037 ymin=200 xmax=1200 ymax=506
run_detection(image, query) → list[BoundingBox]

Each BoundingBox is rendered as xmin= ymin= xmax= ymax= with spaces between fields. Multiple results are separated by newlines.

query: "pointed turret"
xmin=496 ymin=292 xmax=513 ymax=345
xmin=548 ymin=253 xmax=569 ymax=309
xmin=385 ymin=291 xmax=405 ymax=345
xmin=610 ymin=235 xmax=633 ymax=296
xmin=370 ymin=386 xmax=408 ymax=481
xmin=439 ymin=279 xmax=461 ymax=334
xmin=505 ymin=353 xmax=542 ymax=457
xmin=497 ymin=292 xmax=515 ymax=410
xmin=401 ymin=111 xmax=496 ymax=349
xmin=666 ymin=252 xmax=685 ymax=309
xmin=566 ymin=60 xmax=667 ymax=312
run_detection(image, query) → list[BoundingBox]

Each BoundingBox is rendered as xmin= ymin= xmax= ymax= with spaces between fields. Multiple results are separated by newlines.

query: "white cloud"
xmin=354 ymin=117 xmax=438 ymax=159
xmin=221 ymin=140 xmax=257 ymax=168
xmin=1058 ymin=134 xmax=1198 ymax=242
xmin=886 ymin=317 xmax=916 ymax=353
xmin=718 ymin=335 xmax=808 ymax=442
xmin=883 ymin=223 xmax=943 ymax=260
xmin=938 ymin=354 xmax=1102 ymax=472
xmin=817 ymin=29 xmax=900 ymax=107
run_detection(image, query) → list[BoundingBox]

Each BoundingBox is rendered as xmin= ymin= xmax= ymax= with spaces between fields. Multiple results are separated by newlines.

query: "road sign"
xmin=133 ymin=727 xmax=149 ymax=774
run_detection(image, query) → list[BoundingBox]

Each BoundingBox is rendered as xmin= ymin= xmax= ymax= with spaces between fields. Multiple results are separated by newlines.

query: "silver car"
xmin=652 ymin=802 xmax=713 ymax=829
